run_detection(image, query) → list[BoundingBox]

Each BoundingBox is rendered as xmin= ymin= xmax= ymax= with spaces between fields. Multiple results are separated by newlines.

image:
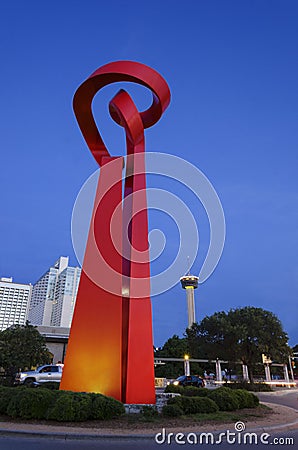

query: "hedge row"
xmin=162 ymin=386 xmax=259 ymax=416
xmin=208 ymin=387 xmax=259 ymax=410
xmin=0 ymin=385 xmax=260 ymax=421
xmin=0 ymin=386 xmax=125 ymax=421
xmin=165 ymin=385 xmax=210 ymax=397
xmin=224 ymin=381 xmax=273 ymax=392
xmin=166 ymin=395 xmax=219 ymax=416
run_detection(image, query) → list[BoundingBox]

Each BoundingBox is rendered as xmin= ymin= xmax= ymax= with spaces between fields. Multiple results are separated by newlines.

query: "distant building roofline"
xmin=0 ymin=277 xmax=32 ymax=287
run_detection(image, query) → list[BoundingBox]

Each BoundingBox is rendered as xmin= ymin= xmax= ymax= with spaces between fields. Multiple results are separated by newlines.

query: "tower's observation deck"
xmin=180 ymin=275 xmax=199 ymax=289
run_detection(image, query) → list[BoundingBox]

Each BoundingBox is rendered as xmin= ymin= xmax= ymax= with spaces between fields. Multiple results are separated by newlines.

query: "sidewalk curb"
xmin=0 ymin=430 xmax=152 ymax=440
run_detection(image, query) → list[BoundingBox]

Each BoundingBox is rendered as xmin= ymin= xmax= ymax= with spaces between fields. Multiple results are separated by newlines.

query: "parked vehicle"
xmin=14 ymin=365 xmax=63 ymax=386
xmin=171 ymin=375 xmax=205 ymax=388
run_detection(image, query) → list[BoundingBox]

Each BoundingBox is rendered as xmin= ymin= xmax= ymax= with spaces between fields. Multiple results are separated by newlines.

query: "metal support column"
xmin=283 ymin=364 xmax=290 ymax=384
xmin=242 ymin=364 xmax=249 ymax=381
xmin=264 ymin=364 xmax=271 ymax=382
xmin=216 ymin=359 xmax=222 ymax=382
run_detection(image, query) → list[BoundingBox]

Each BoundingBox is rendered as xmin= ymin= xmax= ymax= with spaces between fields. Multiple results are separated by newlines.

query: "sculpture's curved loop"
xmin=73 ymin=61 xmax=171 ymax=165
xmin=109 ymin=89 xmax=144 ymax=147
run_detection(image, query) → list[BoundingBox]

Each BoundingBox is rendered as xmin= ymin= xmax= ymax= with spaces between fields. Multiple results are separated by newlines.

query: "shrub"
xmin=162 ymin=403 xmax=184 ymax=417
xmin=167 ymin=395 xmax=183 ymax=407
xmin=1 ymin=387 xmax=125 ymax=422
xmin=181 ymin=396 xmax=219 ymax=414
xmin=232 ymin=389 xmax=250 ymax=409
xmin=0 ymin=387 xmax=19 ymax=414
xmin=165 ymin=384 xmax=209 ymax=397
xmin=208 ymin=387 xmax=240 ymax=411
xmin=141 ymin=405 xmax=159 ymax=419
xmin=89 ymin=393 xmax=125 ymax=420
xmin=164 ymin=384 xmax=184 ymax=395
xmin=47 ymin=391 xmax=91 ymax=422
xmin=183 ymin=386 xmax=209 ymax=397
xmin=233 ymin=389 xmax=259 ymax=409
xmin=250 ymin=392 xmax=260 ymax=407
xmin=168 ymin=395 xmax=219 ymax=414
xmin=0 ymin=376 xmax=14 ymax=387
xmin=7 ymin=388 xmax=55 ymax=419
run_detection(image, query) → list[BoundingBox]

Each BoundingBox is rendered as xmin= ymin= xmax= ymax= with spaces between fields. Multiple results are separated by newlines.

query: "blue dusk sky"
xmin=0 ymin=1 xmax=297 ymax=347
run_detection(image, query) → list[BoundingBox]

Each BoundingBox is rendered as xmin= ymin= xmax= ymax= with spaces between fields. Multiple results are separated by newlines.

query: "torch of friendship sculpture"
xmin=60 ymin=61 xmax=170 ymax=404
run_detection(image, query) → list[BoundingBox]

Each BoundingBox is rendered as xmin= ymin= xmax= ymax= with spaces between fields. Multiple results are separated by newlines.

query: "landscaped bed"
xmin=0 ymin=405 xmax=272 ymax=431
xmin=0 ymin=384 xmax=274 ymax=430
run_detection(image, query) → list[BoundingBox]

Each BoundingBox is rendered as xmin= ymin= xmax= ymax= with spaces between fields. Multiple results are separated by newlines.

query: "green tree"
xmin=154 ymin=335 xmax=187 ymax=378
xmin=186 ymin=307 xmax=290 ymax=382
xmin=186 ymin=313 xmax=237 ymax=361
xmin=0 ymin=322 xmax=51 ymax=384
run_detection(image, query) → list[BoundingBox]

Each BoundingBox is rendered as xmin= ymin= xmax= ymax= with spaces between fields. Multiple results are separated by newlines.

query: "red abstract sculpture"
xmin=60 ymin=61 xmax=170 ymax=404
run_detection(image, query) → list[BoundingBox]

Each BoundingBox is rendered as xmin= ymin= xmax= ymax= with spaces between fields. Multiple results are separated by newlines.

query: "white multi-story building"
xmin=28 ymin=257 xmax=81 ymax=328
xmin=51 ymin=265 xmax=81 ymax=328
xmin=0 ymin=277 xmax=32 ymax=331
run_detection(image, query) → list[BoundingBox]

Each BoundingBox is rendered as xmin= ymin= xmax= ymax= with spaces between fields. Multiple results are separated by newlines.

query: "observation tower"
xmin=180 ymin=274 xmax=199 ymax=328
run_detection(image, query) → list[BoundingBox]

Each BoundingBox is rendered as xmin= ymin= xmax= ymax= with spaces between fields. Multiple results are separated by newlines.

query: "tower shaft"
xmin=185 ymin=286 xmax=195 ymax=328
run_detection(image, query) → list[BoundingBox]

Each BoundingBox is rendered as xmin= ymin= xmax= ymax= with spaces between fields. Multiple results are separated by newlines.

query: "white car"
xmin=15 ymin=364 xmax=63 ymax=386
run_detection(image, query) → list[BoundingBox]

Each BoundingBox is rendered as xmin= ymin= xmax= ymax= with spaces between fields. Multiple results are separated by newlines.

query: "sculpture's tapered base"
xmin=60 ymin=156 xmax=155 ymax=404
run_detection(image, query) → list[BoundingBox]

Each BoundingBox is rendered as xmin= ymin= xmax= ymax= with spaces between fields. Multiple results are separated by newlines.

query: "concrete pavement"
xmin=256 ymin=388 xmax=298 ymax=410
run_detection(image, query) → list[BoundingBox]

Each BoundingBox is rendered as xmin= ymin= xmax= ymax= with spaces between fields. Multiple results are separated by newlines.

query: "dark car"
xmin=172 ymin=375 xmax=205 ymax=388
